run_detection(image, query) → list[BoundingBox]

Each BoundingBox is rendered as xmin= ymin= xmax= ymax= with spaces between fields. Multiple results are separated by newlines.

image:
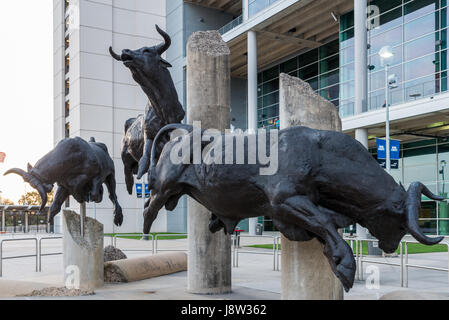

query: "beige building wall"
xmin=53 ymin=0 xmax=168 ymax=233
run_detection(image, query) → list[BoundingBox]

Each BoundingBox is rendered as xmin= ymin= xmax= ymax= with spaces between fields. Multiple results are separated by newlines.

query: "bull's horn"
xmin=109 ymin=46 xmax=122 ymax=61
xmin=406 ymin=182 xmax=444 ymax=245
xmin=155 ymin=25 xmax=171 ymax=55
xmin=4 ymin=168 xmax=49 ymax=213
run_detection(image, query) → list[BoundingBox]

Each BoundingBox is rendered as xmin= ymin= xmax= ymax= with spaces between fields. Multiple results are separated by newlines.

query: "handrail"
xmin=0 ymin=238 xmax=38 ymax=277
xmin=403 ymin=239 xmax=449 ymax=288
xmin=38 ymin=236 xmax=63 ymax=272
xmin=113 ymin=234 xmax=155 ymax=254
xmin=232 ymin=234 xmax=279 ymax=271
xmin=155 ymin=234 xmax=188 ymax=254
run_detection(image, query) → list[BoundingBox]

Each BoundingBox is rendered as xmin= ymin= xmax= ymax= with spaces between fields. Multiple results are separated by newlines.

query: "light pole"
xmin=379 ymin=46 xmax=397 ymax=173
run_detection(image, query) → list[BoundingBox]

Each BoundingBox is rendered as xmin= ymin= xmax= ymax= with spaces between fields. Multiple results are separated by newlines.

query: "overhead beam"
xmin=256 ymin=30 xmax=322 ymax=48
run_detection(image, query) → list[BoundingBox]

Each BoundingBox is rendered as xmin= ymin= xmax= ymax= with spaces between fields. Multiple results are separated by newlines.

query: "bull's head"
xmin=109 ymin=25 xmax=185 ymax=125
xmin=143 ymin=124 xmax=195 ymax=234
xmin=4 ymin=164 xmax=53 ymax=213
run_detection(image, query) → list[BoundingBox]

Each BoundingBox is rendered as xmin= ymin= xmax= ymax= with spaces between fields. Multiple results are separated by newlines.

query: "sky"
xmin=0 ymin=1 xmax=54 ymax=202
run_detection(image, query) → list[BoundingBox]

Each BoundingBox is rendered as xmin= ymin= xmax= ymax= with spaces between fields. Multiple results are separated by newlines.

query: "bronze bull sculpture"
xmin=142 ymin=123 xmax=444 ymax=291
xmin=109 ymin=25 xmax=185 ymax=194
xmin=4 ymin=137 xmax=123 ymax=226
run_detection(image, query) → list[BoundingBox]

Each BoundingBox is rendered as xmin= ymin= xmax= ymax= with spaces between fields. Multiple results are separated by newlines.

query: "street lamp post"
xmin=379 ymin=46 xmax=396 ymax=174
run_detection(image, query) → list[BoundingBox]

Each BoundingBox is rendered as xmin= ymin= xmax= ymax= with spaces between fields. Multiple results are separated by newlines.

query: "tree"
xmin=0 ymin=196 xmax=14 ymax=205
xmin=18 ymin=191 xmax=54 ymax=206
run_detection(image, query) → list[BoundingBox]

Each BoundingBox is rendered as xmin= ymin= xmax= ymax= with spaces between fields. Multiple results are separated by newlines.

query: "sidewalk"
xmin=0 ymin=233 xmax=448 ymax=299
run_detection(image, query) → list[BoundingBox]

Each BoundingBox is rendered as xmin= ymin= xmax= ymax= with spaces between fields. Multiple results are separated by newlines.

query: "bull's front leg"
xmin=49 ymin=186 xmax=69 ymax=224
xmin=122 ymin=152 xmax=137 ymax=195
xmin=136 ymin=139 xmax=153 ymax=180
xmin=105 ymin=174 xmax=123 ymax=226
xmin=275 ymin=195 xmax=356 ymax=292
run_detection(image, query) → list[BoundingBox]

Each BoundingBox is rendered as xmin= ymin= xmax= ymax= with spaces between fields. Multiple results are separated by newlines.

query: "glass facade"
xmin=252 ymin=0 xmax=449 ymax=234
xmin=248 ymin=0 xmax=280 ymax=17
xmin=340 ymin=0 xmax=448 ymax=117
xmin=257 ymin=39 xmax=340 ymax=129
xmin=369 ymin=138 xmax=449 ymax=235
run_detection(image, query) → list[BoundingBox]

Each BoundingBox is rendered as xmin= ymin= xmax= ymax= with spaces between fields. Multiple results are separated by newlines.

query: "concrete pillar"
xmin=247 ymin=30 xmax=259 ymax=235
xmin=279 ymin=73 xmax=343 ymax=300
xmin=63 ymin=209 xmax=104 ymax=290
xmin=243 ymin=0 xmax=249 ymax=21
xmin=354 ymin=0 xmax=369 ymax=240
xmin=186 ymin=30 xmax=232 ymax=294
xmin=25 ymin=212 xmax=28 ymax=233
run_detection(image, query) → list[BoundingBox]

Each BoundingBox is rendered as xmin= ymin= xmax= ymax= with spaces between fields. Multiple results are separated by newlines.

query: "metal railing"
xmin=343 ymin=236 xmax=449 ymax=288
xmin=403 ymin=239 xmax=449 ymax=288
xmin=38 ymin=236 xmax=63 ymax=272
xmin=219 ymin=15 xmax=243 ymax=35
xmin=232 ymin=234 xmax=279 ymax=271
xmin=112 ymin=234 xmax=155 ymax=254
xmin=356 ymin=238 xmax=403 ymax=287
xmin=0 ymin=238 xmax=38 ymax=277
xmin=154 ymin=234 xmax=187 ymax=254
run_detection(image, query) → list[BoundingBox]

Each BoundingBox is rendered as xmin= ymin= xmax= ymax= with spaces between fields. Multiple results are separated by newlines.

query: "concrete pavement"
xmin=0 ymin=233 xmax=448 ymax=299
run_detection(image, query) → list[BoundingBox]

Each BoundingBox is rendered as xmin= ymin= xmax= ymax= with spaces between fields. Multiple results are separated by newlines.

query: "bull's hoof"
xmin=335 ymin=258 xmax=356 ymax=292
xmin=114 ymin=211 xmax=123 ymax=227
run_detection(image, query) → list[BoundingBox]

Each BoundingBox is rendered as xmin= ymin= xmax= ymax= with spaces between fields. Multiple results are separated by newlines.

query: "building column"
xmin=247 ymin=30 xmax=259 ymax=235
xmin=1 ymin=209 xmax=4 ymax=232
xmin=243 ymin=0 xmax=249 ymax=21
xmin=279 ymin=73 xmax=343 ymax=300
xmin=354 ymin=0 xmax=369 ymax=239
xmin=186 ymin=30 xmax=232 ymax=294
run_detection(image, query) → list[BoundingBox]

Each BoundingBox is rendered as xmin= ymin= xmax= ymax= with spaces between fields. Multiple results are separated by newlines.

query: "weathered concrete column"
xmin=186 ymin=30 xmax=232 ymax=294
xmin=279 ymin=73 xmax=343 ymax=300
xmin=63 ymin=209 xmax=104 ymax=290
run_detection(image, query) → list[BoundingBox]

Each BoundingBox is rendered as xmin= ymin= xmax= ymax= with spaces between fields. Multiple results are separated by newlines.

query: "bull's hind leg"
xmin=276 ymin=195 xmax=356 ymax=291
xmin=105 ymin=174 xmax=123 ymax=227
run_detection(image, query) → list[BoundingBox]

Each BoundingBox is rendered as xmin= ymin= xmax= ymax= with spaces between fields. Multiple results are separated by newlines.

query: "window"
xmin=65 ymin=100 xmax=70 ymax=118
xmin=65 ymin=78 xmax=69 ymax=96
xmin=65 ymin=35 xmax=69 ymax=50
xmin=65 ymin=122 xmax=70 ymax=138
xmin=65 ymin=54 xmax=69 ymax=74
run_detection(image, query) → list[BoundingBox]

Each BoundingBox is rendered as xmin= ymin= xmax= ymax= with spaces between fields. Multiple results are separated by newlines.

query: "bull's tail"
xmin=406 ymin=182 xmax=445 ymax=245
xmin=148 ymin=124 xmax=194 ymax=188
xmin=4 ymin=165 xmax=53 ymax=213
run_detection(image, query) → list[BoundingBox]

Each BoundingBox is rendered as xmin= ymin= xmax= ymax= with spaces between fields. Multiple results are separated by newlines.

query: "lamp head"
xmin=379 ymin=46 xmax=394 ymax=67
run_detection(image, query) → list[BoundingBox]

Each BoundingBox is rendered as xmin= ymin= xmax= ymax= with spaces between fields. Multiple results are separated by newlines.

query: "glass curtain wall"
xmin=369 ymin=137 xmax=449 ymax=235
xmin=248 ymin=0 xmax=281 ymax=17
xmin=257 ymin=39 xmax=340 ymax=129
xmin=340 ymin=0 xmax=449 ymax=118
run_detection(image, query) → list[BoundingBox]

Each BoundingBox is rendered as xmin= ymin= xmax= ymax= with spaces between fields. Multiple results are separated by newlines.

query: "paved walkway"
xmin=0 ymin=233 xmax=449 ymax=300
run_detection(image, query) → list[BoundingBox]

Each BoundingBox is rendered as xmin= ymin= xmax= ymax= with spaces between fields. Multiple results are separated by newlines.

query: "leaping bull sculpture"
xmin=109 ymin=25 xmax=185 ymax=194
xmin=4 ymin=137 xmax=123 ymax=226
xmin=142 ymin=123 xmax=444 ymax=291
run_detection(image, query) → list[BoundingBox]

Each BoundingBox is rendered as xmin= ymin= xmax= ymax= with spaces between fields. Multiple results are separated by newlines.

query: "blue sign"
xmin=136 ymin=183 xmax=151 ymax=199
xmin=136 ymin=183 xmax=143 ymax=198
xmin=376 ymin=139 xmax=400 ymax=160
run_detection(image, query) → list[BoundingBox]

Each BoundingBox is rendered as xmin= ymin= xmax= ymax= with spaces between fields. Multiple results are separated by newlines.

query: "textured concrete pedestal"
xmin=63 ymin=209 xmax=104 ymax=290
xmin=186 ymin=30 xmax=232 ymax=294
xmin=279 ymin=73 xmax=343 ymax=300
